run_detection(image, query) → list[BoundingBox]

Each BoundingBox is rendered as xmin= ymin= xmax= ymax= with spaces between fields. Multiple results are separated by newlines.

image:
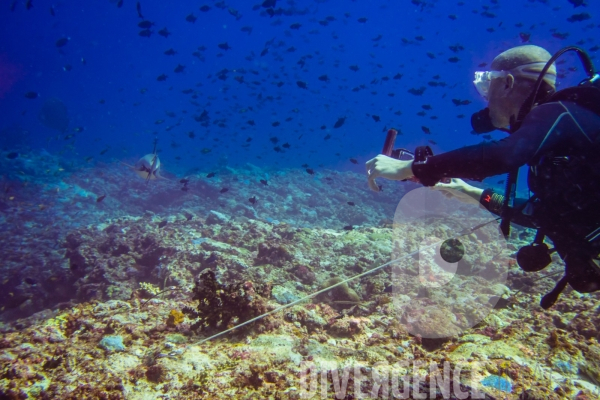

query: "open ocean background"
xmin=0 ymin=0 xmax=593 ymax=185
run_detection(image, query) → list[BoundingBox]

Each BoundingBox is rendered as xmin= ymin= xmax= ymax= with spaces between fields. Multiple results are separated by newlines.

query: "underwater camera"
xmin=381 ymin=128 xmax=450 ymax=183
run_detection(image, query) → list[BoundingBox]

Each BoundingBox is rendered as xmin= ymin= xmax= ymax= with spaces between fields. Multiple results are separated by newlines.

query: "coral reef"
xmin=187 ymin=269 xmax=273 ymax=333
xmin=0 ymin=152 xmax=599 ymax=398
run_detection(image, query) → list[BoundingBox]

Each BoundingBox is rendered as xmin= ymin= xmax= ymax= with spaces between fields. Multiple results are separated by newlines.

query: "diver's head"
xmin=474 ymin=45 xmax=556 ymax=129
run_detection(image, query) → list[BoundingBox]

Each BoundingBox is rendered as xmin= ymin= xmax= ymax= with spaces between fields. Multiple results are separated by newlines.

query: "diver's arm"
xmin=431 ymin=178 xmax=484 ymax=202
xmin=411 ymin=103 xmax=570 ymax=186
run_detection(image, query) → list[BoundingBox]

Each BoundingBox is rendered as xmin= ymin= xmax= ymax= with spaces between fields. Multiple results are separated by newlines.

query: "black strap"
xmin=540 ymin=276 xmax=569 ymax=309
xmin=500 ymin=168 xmax=519 ymax=237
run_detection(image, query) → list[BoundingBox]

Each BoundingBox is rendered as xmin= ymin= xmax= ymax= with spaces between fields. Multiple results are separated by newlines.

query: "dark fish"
xmin=249 ymin=196 xmax=257 ymax=205
xmin=49 ymin=5 xmax=55 ymax=16
xmin=24 ymin=91 xmax=39 ymax=99
xmin=220 ymin=188 xmax=229 ymax=193
xmin=247 ymin=120 xmax=255 ymax=126
xmin=282 ymin=143 xmax=290 ymax=149
xmin=116 ymin=0 xmax=123 ymax=8
xmin=24 ymin=278 xmax=37 ymax=285
xmin=136 ymin=2 xmax=143 ymax=18
xmin=188 ymin=131 xmax=195 ymax=139
xmin=349 ymin=65 xmax=359 ymax=72
xmin=343 ymin=225 xmax=353 ymax=231
xmin=260 ymin=179 xmax=268 ymax=185
xmin=241 ymin=26 xmax=253 ymax=34
xmin=290 ymin=23 xmax=301 ymax=29
xmin=566 ymin=12 xmax=591 ymax=22
xmin=262 ymin=0 xmax=276 ymax=7
xmin=139 ymin=29 xmax=152 ymax=37
xmin=519 ymin=32 xmax=531 ymax=43
xmin=333 ymin=117 xmax=346 ymax=128
xmin=272 ymin=121 xmax=280 ymax=127
xmin=428 ymin=140 xmax=437 ymax=145
xmin=10 ymin=1 xmax=16 ymax=12
xmin=158 ymin=221 xmax=168 ymax=228
xmin=100 ymin=148 xmax=109 ymax=155
xmin=228 ymin=8 xmax=241 ymax=20
xmin=551 ymin=32 xmax=569 ymax=41
xmin=357 ymin=17 xmax=367 ymax=23
xmin=270 ymin=137 xmax=279 ymax=144
xmin=568 ymin=0 xmax=586 ymax=7
xmin=206 ymin=172 xmax=216 ymax=178
xmin=96 ymin=194 xmax=106 ymax=203
xmin=301 ymin=164 xmax=309 ymax=168
xmin=324 ymin=134 xmax=331 ymax=140
xmin=158 ymin=28 xmax=171 ymax=38
xmin=260 ymin=48 xmax=269 ymax=56
xmin=218 ymin=42 xmax=231 ymax=50
xmin=318 ymin=75 xmax=329 ymax=82
xmin=451 ymin=99 xmax=471 ymax=106
xmin=306 ymin=168 xmax=315 ymax=175
xmin=164 ymin=48 xmax=176 ymax=55
xmin=347 ymin=202 xmax=355 ymax=206
xmin=199 ymin=5 xmax=211 ymax=12
xmin=349 ymin=158 xmax=358 ymax=164
xmin=393 ymin=73 xmax=403 ymax=80
xmin=483 ymin=134 xmax=492 ymax=140
xmin=421 ymin=126 xmax=431 ymax=134
xmin=497 ymin=180 xmax=505 ymax=184
xmin=186 ymin=13 xmax=197 ymax=23
xmin=156 ymin=74 xmax=167 ymax=81
xmin=296 ymin=81 xmax=307 ymax=89
xmin=6 ymin=152 xmax=18 ymax=159
xmin=63 ymin=64 xmax=72 ymax=72
xmin=55 ymin=37 xmax=69 ymax=47
xmin=138 ymin=20 xmax=154 ymax=28
xmin=180 ymin=178 xmax=189 ymax=184
xmin=246 ymin=137 xmax=252 ymax=142
xmin=174 ymin=64 xmax=185 ymax=73
xmin=372 ymin=115 xmax=380 ymax=122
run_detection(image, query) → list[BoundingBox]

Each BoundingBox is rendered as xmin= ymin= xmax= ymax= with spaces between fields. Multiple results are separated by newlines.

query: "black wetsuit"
xmin=413 ymin=100 xmax=600 ymax=296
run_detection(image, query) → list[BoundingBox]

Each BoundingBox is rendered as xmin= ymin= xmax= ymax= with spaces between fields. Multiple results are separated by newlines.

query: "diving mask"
xmin=473 ymin=61 xmax=556 ymax=100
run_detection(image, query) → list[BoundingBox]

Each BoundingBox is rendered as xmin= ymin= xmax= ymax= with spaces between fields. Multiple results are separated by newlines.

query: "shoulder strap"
xmin=546 ymin=85 xmax=600 ymax=116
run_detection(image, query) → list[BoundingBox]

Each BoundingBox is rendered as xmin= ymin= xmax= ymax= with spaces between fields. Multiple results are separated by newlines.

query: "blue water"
xmin=1 ymin=0 xmax=592 ymax=189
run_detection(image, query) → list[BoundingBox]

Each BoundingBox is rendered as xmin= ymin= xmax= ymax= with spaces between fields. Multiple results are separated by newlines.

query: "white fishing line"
xmin=190 ymin=217 xmax=500 ymax=347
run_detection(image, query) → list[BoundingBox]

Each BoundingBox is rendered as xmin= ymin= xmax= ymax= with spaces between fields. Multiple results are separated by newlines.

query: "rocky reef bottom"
xmin=1 ymin=212 xmax=600 ymax=399
xmin=0 ymin=154 xmax=599 ymax=399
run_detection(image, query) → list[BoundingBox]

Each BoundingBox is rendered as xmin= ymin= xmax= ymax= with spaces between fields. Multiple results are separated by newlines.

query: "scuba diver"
xmin=365 ymin=45 xmax=600 ymax=309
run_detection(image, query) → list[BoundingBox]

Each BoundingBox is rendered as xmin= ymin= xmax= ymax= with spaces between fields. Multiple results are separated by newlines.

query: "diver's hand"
xmin=365 ymin=155 xmax=414 ymax=192
xmin=431 ymin=178 xmax=484 ymax=203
